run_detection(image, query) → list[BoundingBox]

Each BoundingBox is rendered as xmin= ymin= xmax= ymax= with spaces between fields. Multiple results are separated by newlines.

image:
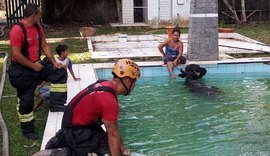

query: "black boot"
xmin=45 ymin=130 xmax=65 ymax=149
xmin=21 ymin=120 xmax=38 ymax=140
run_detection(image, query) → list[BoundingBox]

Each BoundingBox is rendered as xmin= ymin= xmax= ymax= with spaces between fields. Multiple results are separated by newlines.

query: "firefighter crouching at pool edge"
xmin=45 ymin=59 xmax=140 ymax=156
xmin=8 ymin=3 xmax=67 ymax=141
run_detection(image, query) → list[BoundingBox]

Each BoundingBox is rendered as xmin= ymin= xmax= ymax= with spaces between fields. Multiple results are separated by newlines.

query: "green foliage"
xmin=1 ymin=95 xmax=50 ymax=156
xmin=0 ymin=41 xmax=10 ymax=52
xmin=0 ymin=54 xmax=49 ymax=155
xmin=219 ymin=20 xmax=226 ymax=28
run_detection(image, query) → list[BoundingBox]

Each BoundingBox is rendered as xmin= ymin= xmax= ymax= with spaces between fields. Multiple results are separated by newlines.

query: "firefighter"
xmin=45 ymin=59 xmax=140 ymax=156
xmin=8 ymin=3 xmax=67 ymax=140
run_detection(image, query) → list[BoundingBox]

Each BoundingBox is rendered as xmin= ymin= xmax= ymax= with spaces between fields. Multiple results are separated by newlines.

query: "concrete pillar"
xmin=187 ymin=0 xmax=219 ymax=61
xmin=122 ymin=0 xmax=134 ymax=24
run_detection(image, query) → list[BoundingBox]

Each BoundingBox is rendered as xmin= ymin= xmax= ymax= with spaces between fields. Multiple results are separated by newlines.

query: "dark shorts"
xmin=163 ymin=55 xmax=186 ymax=64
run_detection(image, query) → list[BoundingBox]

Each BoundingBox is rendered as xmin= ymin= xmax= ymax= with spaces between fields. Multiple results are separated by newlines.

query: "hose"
xmin=0 ymin=25 xmax=6 ymax=37
xmin=0 ymin=51 xmax=9 ymax=156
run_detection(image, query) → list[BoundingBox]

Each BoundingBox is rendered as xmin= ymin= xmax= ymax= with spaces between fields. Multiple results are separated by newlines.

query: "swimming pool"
xmin=96 ymin=62 xmax=270 ymax=155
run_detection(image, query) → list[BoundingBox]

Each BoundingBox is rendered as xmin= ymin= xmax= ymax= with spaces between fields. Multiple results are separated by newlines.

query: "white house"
xmin=119 ymin=0 xmax=191 ymax=28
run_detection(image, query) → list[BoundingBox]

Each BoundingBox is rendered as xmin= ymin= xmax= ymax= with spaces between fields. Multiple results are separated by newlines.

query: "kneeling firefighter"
xmin=45 ymin=59 xmax=140 ymax=156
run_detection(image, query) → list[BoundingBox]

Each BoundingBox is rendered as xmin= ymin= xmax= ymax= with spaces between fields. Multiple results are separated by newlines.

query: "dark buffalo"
xmin=178 ymin=64 xmax=221 ymax=95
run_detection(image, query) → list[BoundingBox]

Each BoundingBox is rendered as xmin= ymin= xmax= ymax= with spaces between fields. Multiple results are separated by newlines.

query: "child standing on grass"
xmin=55 ymin=44 xmax=81 ymax=81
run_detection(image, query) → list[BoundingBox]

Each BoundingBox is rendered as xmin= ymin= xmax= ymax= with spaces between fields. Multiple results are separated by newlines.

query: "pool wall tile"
xmin=263 ymin=64 xmax=270 ymax=71
xmin=152 ymin=67 xmax=163 ymax=77
xmin=256 ymin=63 xmax=265 ymax=72
xmin=217 ymin=64 xmax=228 ymax=73
xmin=96 ymin=63 xmax=270 ymax=79
xmin=206 ymin=64 xmax=218 ymax=74
xmin=244 ymin=63 xmax=255 ymax=73
xmin=162 ymin=67 xmax=170 ymax=76
xmin=142 ymin=67 xmax=154 ymax=77
xmin=227 ymin=64 xmax=237 ymax=73
xmin=235 ymin=64 xmax=245 ymax=73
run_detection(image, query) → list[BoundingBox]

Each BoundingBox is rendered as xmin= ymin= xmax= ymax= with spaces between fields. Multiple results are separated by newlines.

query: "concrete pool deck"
xmin=88 ymin=33 xmax=270 ymax=61
xmin=41 ymin=33 xmax=270 ymax=150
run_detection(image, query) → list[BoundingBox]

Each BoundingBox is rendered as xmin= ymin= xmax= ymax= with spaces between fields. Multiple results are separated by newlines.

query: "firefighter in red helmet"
xmin=45 ymin=59 xmax=140 ymax=156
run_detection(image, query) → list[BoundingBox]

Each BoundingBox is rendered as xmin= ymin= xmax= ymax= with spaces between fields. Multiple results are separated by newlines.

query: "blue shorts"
xmin=39 ymin=86 xmax=50 ymax=101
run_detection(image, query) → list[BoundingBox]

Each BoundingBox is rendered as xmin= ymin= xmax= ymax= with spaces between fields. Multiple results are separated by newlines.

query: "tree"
xmin=222 ymin=0 xmax=247 ymax=24
xmin=42 ymin=0 xmax=118 ymax=24
xmin=240 ymin=0 xmax=247 ymax=22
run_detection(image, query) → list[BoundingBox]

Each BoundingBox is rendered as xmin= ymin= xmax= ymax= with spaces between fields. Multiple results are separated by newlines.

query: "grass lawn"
xmin=0 ymin=23 xmax=269 ymax=155
xmin=234 ymin=23 xmax=270 ymax=45
xmin=0 ymin=53 xmax=50 ymax=155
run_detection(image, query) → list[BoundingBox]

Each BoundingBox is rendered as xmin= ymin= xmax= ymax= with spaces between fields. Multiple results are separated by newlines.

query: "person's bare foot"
xmin=171 ymin=74 xmax=176 ymax=79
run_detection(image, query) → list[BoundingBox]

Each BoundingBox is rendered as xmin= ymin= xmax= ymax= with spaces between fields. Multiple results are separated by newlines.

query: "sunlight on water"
xmin=117 ymin=73 xmax=270 ymax=156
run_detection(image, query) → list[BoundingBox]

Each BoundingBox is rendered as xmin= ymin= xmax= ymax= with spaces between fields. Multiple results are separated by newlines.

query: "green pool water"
xmin=117 ymin=72 xmax=270 ymax=155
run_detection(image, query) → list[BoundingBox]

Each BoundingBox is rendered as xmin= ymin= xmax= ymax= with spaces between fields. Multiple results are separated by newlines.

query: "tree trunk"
xmin=60 ymin=0 xmax=74 ymax=20
xmin=241 ymin=0 xmax=247 ymax=23
xmin=66 ymin=0 xmax=75 ymax=20
xmin=222 ymin=0 xmax=241 ymax=24
xmin=116 ymin=0 xmax=122 ymax=23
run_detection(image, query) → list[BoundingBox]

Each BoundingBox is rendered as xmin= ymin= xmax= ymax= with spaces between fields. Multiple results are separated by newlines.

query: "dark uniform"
xmin=46 ymin=80 xmax=116 ymax=156
xmin=9 ymin=21 xmax=67 ymax=140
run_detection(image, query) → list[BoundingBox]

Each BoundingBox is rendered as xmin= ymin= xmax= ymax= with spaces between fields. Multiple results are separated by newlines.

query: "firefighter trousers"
xmin=8 ymin=62 xmax=67 ymax=135
xmin=46 ymin=125 xmax=110 ymax=156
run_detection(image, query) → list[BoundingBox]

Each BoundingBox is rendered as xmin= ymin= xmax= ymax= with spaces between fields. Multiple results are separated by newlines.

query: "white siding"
xmin=159 ymin=0 xmax=172 ymax=21
xmin=122 ymin=0 xmax=134 ymax=24
xmin=147 ymin=0 xmax=159 ymax=20
xmin=172 ymin=0 xmax=190 ymax=21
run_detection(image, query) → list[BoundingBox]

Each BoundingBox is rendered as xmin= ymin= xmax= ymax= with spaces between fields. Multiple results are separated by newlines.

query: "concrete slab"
xmin=110 ymin=23 xmax=149 ymax=27
xmin=88 ymin=33 xmax=270 ymax=61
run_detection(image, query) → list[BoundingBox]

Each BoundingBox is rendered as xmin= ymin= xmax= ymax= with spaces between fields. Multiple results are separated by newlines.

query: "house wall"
xmin=122 ymin=0 xmax=134 ymax=24
xmin=121 ymin=0 xmax=191 ymax=27
xmin=147 ymin=0 xmax=159 ymax=27
xmin=172 ymin=0 xmax=191 ymax=27
xmin=147 ymin=0 xmax=191 ymax=28
xmin=172 ymin=0 xmax=190 ymax=20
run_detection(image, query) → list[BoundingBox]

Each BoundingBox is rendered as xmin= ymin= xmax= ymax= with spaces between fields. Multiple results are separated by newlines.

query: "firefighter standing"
xmin=45 ymin=59 xmax=140 ymax=156
xmin=9 ymin=3 xmax=67 ymax=140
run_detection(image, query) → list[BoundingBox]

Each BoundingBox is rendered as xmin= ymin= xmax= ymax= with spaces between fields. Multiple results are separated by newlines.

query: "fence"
xmin=5 ymin=0 xmax=41 ymax=27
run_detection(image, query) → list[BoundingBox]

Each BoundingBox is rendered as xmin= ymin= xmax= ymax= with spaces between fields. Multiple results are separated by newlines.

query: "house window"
xmin=134 ymin=0 xmax=148 ymax=23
